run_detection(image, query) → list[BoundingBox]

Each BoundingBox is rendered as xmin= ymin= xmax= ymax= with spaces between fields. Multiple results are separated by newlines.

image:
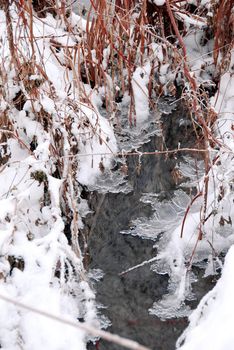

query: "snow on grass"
xmin=0 ymin=4 xmax=116 ymax=349
xmin=0 ymin=135 xmax=94 ymax=348
xmin=71 ymin=103 xmax=117 ymax=185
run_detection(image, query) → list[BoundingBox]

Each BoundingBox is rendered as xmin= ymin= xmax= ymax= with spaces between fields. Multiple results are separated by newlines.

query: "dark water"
xmin=82 ymin=102 xmax=215 ymax=350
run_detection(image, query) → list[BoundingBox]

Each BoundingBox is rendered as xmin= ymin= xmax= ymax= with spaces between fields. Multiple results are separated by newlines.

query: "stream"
xmin=81 ymin=100 xmax=216 ymax=350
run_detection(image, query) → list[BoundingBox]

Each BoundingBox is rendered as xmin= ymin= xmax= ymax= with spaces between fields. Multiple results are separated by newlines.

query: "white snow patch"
xmin=177 ymin=245 xmax=234 ymax=350
xmin=154 ymin=0 xmax=165 ymax=5
xmin=132 ymin=63 xmax=151 ymax=123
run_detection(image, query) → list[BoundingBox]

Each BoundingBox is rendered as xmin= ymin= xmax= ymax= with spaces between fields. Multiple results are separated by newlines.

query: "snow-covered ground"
xmin=177 ymin=245 xmax=234 ymax=350
xmin=0 ymin=3 xmax=116 ymax=349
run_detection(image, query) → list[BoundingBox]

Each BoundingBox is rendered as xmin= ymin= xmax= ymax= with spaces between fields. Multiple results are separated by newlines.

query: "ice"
xmin=122 ymin=189 xmax=191 ymax=239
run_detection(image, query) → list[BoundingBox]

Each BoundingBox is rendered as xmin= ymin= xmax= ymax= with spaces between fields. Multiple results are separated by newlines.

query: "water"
xmin=67 ymin=7 xmax=216 ymax=341
xmin=79 ymin=98 xmax=218 ymax=350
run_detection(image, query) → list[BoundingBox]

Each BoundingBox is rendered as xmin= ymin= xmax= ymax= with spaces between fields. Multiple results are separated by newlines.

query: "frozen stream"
xmin=81 ymin=101 xmax=216 ymax=350
xmin=71 ymin=4 xmax=217 ymax=349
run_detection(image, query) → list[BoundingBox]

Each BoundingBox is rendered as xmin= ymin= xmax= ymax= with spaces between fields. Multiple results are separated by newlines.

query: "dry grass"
xmin=1 ymin=0 xmax=232 ymax=240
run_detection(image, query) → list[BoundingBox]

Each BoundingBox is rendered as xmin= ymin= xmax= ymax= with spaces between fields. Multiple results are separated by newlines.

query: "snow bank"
xmin=177 ymin=245 xmax=234 ymax=350
xmin=148 ymin=20 xmax=234 ymax=318
xmin=0 ymin=3 xmax=116 ymax=349
xmin=175 ymin=48 xmax=234 ymax=349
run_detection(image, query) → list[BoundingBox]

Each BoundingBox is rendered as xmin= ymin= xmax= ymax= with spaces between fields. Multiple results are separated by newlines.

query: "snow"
xmin=174 ymin=13 xmax=207 ymax=29
xmin=172 ymin=48 xmax=234 ymax=349
xmin=177 ymin=245 xmax=234 ymax=350
xmin=0 ymin=3 xmax=115 ymax=349
xmin=0 ymin=137 xmax=92 ymax=348
xmin=148 ymin=47 xmax=234 ymax=319
xmin=71 ymin=103 xmax=117 ymax=185
xmin=151 ymin=43 xmax=164 ymax=63
xmin=183 ymin=30 xmax=214 ymax=83
xmin=153 ymin=0 xmax=165 ymax=5
xmin=132 ymin=63 xmax=151 ymax=124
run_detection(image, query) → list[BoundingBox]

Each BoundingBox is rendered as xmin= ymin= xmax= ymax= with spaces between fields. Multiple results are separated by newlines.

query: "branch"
xmin=0 ymin=293 xmax=151 ymax=350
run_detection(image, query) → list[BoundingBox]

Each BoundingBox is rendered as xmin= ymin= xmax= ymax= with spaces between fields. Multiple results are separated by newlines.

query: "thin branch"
xmin=119 ymin=257 xmax=158 ymax=276
xmin=0 ymin=293 xmax=151 ymax=350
